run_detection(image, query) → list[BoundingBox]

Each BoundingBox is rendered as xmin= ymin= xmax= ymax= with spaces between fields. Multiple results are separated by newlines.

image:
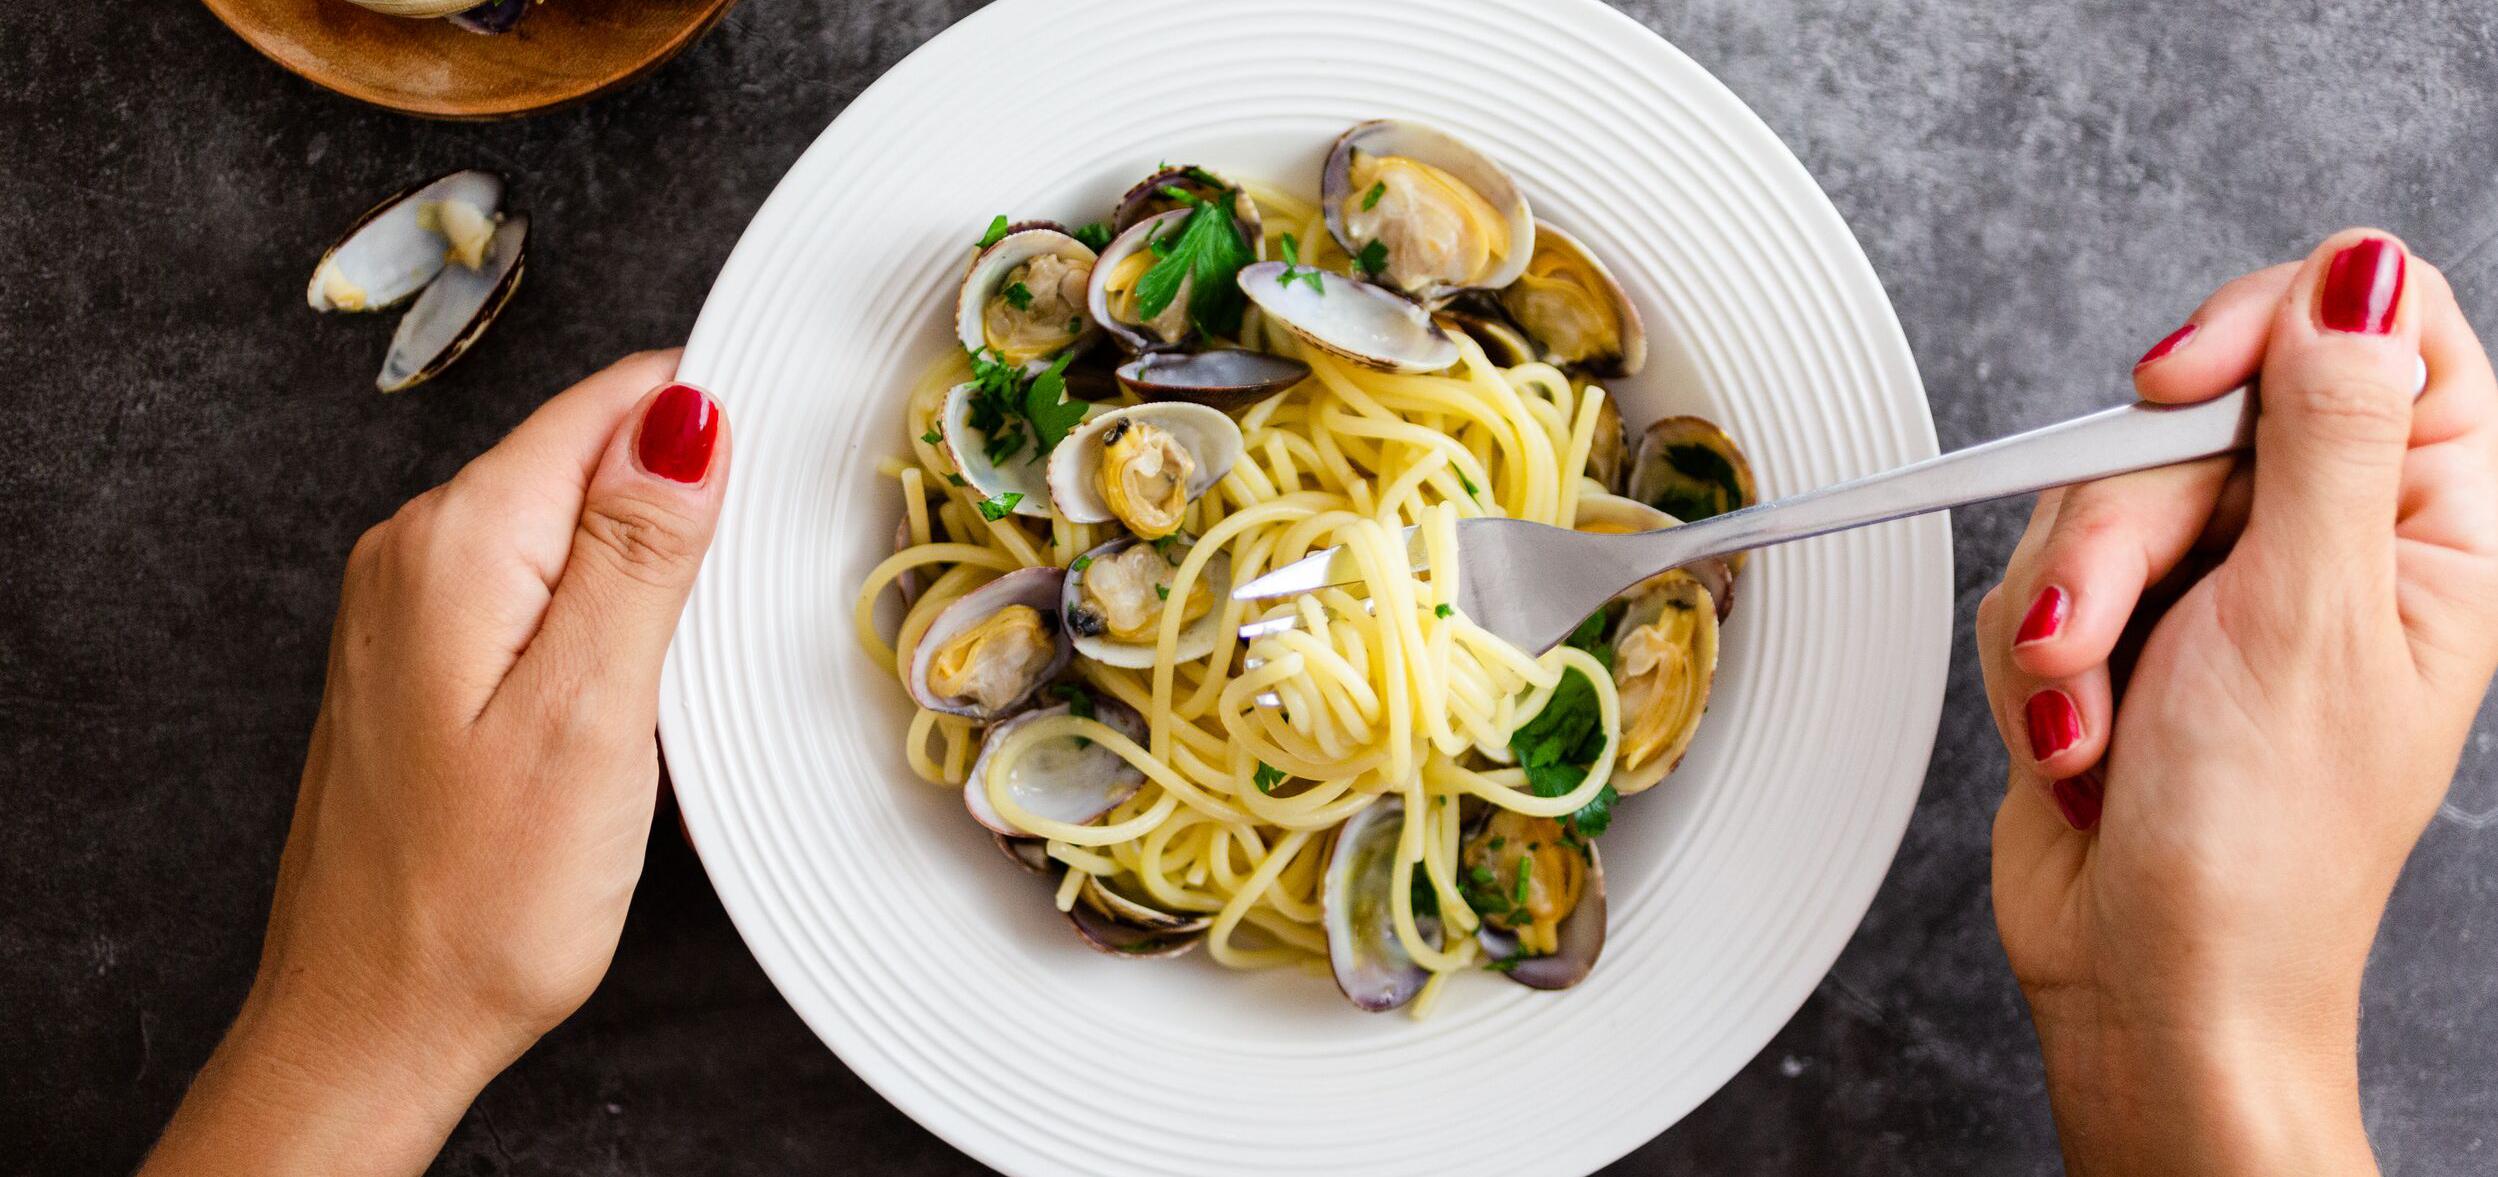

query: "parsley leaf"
xmin=1511 ymin=668 xmax=1618 ymax=840
xmin=1069 ymin=554 xmax=1093 ymax=573
xmin=1435 ymin=603 xmax=1453 ymax=619
xmin=1003 ymin=281 xmax=1034 ymax=310
xmin=1362 ymin=181 xmax=1386 ymax=211
xmin=920 ymin=428 xmax=942 ymax=446
xmin=976 ymin=214 xmax=1011 ymax=249
xmin=1048 ymin=681 xmax=1095 ymax=721
xmin=1134 ymin=191 xmax=1255 ymax=337
xmin=1252 ymin=762 xmax=1287 ymax=794
xmin=1021 ymin=351 xmax=1087 ymax=454
xmin=1648 ymin=443 xmax=1745 ymax=522
xmin=1277 ymin=233 xmax=1327 ymax=295
xmin=1564 ymin=604 xmax=1620 ymax=672
xmin=1154 ymin=583 xmax=1170 ymax=600
xmin=1074 ymin=221 xmax=1114 ymax=251
xmin=1354 ymin=238 xmax=1389 ymax=277
xmin=1457 ymin=471 xmax=1481 ymax=500
xmin=1150 ymin=532 xmax=1186 ymax=566
xmin=976 ymin=492 xmax=1023 ymax=521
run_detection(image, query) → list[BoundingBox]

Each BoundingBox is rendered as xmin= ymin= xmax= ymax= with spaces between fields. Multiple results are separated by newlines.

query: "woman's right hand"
xmin=1977 ymin=230 xmax=2498 ymax=1175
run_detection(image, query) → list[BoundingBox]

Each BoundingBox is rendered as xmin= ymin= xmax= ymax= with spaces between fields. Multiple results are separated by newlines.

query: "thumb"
xmin=2236 ymin=230 xmax=2420 ymax=606
xmin=502 ymin=381 xmax=729 ymax=717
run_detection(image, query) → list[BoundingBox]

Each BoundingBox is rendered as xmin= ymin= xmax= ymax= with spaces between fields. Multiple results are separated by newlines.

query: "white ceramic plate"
xmin=667 ymin=1 xmax=1949 ymax=1173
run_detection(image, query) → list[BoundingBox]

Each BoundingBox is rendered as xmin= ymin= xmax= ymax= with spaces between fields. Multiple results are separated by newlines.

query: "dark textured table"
xmin=9 ymin=2 xmax=2497 ymax=1173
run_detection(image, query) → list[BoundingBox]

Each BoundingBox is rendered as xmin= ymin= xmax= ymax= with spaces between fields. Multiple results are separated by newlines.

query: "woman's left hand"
xmin=144 ymin=351 xmax=729 ymax=1176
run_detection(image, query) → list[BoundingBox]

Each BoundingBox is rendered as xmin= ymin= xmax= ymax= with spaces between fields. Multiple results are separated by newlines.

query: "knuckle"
xmin=578 ymin=496 xmax=702 ymax=588
xmin=2282 ymin=375 xmax=2412 ymax=443
xmin=1976 ymin=585 xmax=2007 ymax=630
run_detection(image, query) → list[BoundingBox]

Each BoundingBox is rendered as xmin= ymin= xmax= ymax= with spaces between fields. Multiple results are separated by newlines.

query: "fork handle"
xmin=1647 ymin=384 xmax=2258 ymax=569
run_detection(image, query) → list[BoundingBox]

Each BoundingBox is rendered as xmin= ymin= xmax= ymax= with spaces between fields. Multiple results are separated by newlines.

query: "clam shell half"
xmin=1236 ymin=262 xmax=1458 ymax=375
xmin=1321 ymin=796 xmax=1437 ymax=1012
xmin=308 ymin=168 xmax=504 ymax=314
xmin=905 ymin=567 xmax=1072 ymax=720
xmin=377 ymin=213 xmax=528 ymax=394
xmin=1476 ymin=841 xmax=1607 ymax=990
xmin=1044 ymin=402 xmax=1243 ymax=526
xmin=962 ymin=692 xmax=1148 ymax=836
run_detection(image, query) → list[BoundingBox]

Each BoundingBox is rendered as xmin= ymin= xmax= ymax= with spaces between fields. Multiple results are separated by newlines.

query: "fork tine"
xmin=1234 ymin=612 xmax=1306 ymax=642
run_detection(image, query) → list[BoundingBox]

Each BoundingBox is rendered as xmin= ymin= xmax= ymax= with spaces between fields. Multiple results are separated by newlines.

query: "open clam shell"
xmin=1087 ymin=209 xmax=1196 ymax=353
xmin=962 ymin=693 xmax=1149 ymax=836
xmin=1436 ymin=304 xmax=1539 ymax=368
xmin=1045 ymin=403 xmax=1242 ymax=530
xmin=1571 ymin=494 xmax=1734 ymax=621
xmin=938 ymin=382 xmax=1061 ymax=519
xmin=1497 ymin=222 xmax=1646 ymax=377
xmin=1476 ymin=841 xmax=1607 ymax=990
xmin=995 ymin=834 xmax=1055 ymax=875
xmin=1065 ymin=873 xmax=1214 ymax=958
xmin=1114 ymin=164 xmax=1263 ymax=246
xmin=1236 ymin=262 xmax=1458 ymax=374
xmin=1607 ymin=572 xmax=1720 ymax=795
xmin=1321 ymin=119 xmax=1535 ymax=304
xmin=377 ymin=213 xmax=528 ymax=393
xmin=1061 ymin=535 xmax=1232 ymax=669
xmin=1321 ymin=796 xmax=1437 ymax=1012
xmin=308 ymin=168 xmax=504 ymax=314
xmin=906 ymin=567 xmax=1072 ymax=720
xmin=957 ymin=227 xmax=1099 ymax=372
xmin=1116 ymin=349 xmax=1308 ymax=411
xmin=1627 ymin=415 xmax=1759 ymax=575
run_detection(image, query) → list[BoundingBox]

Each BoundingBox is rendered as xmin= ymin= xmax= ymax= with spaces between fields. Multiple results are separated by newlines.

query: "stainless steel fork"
xmin=1231 ymin=384 xmax=2260 ymax=654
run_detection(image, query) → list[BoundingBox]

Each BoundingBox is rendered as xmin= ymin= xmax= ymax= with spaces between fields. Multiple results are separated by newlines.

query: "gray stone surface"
xmin=5 ymin=0 xmax=2495 ymax=1173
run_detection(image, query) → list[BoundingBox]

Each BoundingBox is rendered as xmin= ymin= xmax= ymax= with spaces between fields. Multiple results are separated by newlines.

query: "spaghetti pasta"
xmin=851 ymin=125 xmax=1742 ymax=1013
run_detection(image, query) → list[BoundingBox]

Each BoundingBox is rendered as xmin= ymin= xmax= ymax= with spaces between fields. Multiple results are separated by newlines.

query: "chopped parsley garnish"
xmin=1134 ymin=188 xmax=1256 ymax=337
xmin=1276 ymin=233 xmax=1327 ymax=295
xmin=1468 ymin=865 xmax=1496 ymax=886
xmin=1154 ymin=583 xmax=1170 ymax=600
xmin=1513 ymin=856 xmax=1534 ymax=907
xmin=1484 ymin=952 xmax=1528 ymax=973
xmin=975 ymin=214 xmax=1011 ymax=249
xmin=920 ymin=428 xmax=942 ymax=446
xmin=1074 ymin=221 xmax=1114 ymax=251
xmin=1354 ymin=238 xmax=1389 ymax=277
xmin=1151 ymin=532 xmax=1186 ymax=565
xmin=1434 ymin=603 xmax=1453 ymax=619
xmin=1564 ymin=603 xmax=1620 ymax=672
xmin=1362 ymin=181 xmax=1387 ymax=211
xmin=1070 ymin=554 xmax=1093 ymax=573
xmin=1048 ymin=681 xmax=1095 ymax=721
xmin=1457 ymin=471 xmax=1481 ymax=500
xmin=1648 ymin=443 xmax=1745 ymax=523
xmin=1002 ymin=281 xmax=1034 ymax=310
xmin=945 ymin=473 xmax=967 ymax=487
xmin=965 ymin=348 xmax=1086 ymax=468
xmin=1252 ymin=762 xmax=1287 ymax=794
xmin=1511 ymin=667 xmax=1618 ymax=840
xmin=976 ymin=492 xmax=1023 ymax=521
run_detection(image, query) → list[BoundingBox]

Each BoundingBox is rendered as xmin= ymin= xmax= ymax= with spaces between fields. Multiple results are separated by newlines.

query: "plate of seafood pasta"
xmin=665 ymin=0 xmax=1948 ymax=1173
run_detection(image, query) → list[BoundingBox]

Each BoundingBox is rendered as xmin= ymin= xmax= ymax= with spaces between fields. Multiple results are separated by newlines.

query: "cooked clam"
xmin=1321 ymin=796 xmax=1437 ymax=1012
xmin=907 ymin=568 xmax=1072 ymax=720
xmin=1067 ymin=873 xmax=1214 ymax=958
xmin=1321 ymin=120 xmax=1534 ymax=303
xmin=1236 ymin=261 xmax=1459 ymax=374
xmin=1607 ymin=572 xmax=1719 ymax=795
xmin=1436 ymin=305 xmax=1539 ymax=368
xmin=1046 ymin=403 xmax=1242 ymax=538
xmin=1088 ymin=210 xmax=1197 ymax=353
xmin=962 ymin=690 xmax=1148 ymax=835
xmin=308 ymin=168 xmax=504 ymax=313
xmin=377 ymin=213 xmax=529 ymax=393
xmin=1114 ymin=164 xmax=1262 ymax=246
xmin=1571 ymin=493 xmax=1734 ymax=620
xmin=1062 ymin=535 xmax=1231 ymax=668
xmin=1586 ymin=393 xmax=1628 ymax=492
xmin=1497 ymin=223 xmax=1645 ymax=377
xmin=958 ymin=227 xmax=1098 ymax=371
xmin=1627 ymin=415 xmax=1758 ymax=573
xmin=937 ymin=381 xmax=1062 ymax=519
xmin=1465 ymin=813 xmax=1606 ymax=990
xmin=1116 ymin=349 xmax=1309 ymax=411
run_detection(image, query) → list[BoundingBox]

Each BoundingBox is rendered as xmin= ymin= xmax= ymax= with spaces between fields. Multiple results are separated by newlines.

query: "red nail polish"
xmin=2025 ymin=689 xmax=2082 ymax=761
xmin=2050 ymin=774 xmax=2103 ymax=831
xmin=2319 ymin=238 xmax=2405 ymax=335
xmin=2134 ymin=323 xmax=2197 ymax=369
xmin=2015 ymin=586 xmax=2068 ymax=646
xmin=639 ymin=383 xmax=719 ymax=483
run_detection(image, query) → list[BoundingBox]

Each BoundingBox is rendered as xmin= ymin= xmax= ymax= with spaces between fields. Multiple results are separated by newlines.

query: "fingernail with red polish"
xmin=2025 ymin=689 xmax=2082 ymax=761
xmin=639 ymin=383 xmax=720 ymax=483
xmin=2015 ymin=586 xmax=2069 ymax=646
xmin=2050 ymin=774 xmax=2103 ymax=831
xmin=2319 ymin=237 xmax=2405 ymax=335
xmin=2135 ymin=323 xmax=2197 ymax=369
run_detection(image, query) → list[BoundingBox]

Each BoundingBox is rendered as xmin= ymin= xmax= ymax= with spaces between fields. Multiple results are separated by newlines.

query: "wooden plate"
xmin=201 ymin=0 xmax=737 ymax=120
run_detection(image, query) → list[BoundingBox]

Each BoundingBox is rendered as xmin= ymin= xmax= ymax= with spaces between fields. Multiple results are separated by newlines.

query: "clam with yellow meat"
xmin=1045 ymin=403 xmax=1242 ymax=539
xmin=1320 ymin=119 xmax=1535 ymax=304
xmin=906 ymin=567 xmax=1073 ymax=720
xmin=957 ymin=225 xmax=1100 ymax=372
